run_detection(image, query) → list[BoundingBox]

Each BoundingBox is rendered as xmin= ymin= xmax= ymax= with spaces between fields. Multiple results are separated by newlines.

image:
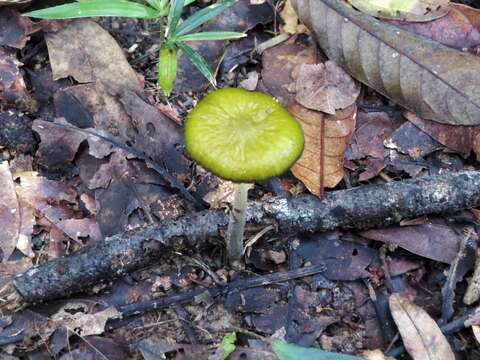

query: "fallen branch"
xmin=2 ymin=171 xmax=480 ymax=310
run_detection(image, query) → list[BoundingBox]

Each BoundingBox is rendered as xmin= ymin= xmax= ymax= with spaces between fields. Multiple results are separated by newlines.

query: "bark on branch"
xmin=2 ymin=171 xmax=480 ymax=309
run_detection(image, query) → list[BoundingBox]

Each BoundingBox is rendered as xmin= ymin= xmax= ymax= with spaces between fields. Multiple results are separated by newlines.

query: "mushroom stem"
xmin=226 ymin=182 xmax=250 ymax=264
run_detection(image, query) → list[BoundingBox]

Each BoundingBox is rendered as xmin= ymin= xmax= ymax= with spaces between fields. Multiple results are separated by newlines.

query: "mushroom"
xmin=184 ymin=88 xmax=304 ymax=265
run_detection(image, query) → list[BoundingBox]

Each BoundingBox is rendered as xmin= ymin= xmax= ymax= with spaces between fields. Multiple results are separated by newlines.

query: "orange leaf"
xmin=290 ymin=102 xmax=356 ymax=195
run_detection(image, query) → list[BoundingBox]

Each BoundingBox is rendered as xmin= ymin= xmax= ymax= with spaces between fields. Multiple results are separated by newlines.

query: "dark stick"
xmin=0 ymin=265 xmax=326 ymax=347
xmin=118 ymin=263 xmax=326 ymax=317
xmin=3 ymin=171 xmax=480 ymax=309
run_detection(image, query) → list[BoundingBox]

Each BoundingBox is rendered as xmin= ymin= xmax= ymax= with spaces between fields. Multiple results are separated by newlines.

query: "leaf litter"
xmin=2 ymin=0 xmax=480 ymax=358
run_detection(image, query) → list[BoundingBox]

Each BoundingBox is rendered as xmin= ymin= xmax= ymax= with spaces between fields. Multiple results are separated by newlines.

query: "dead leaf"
xmin=0 ymin=162 xmax=20 ymax=262
xmin=389 ymin=292 xmax=455 ymax=360
xmin=15 ymin=172 xmax=102 ymax=252
xmin=44 ymin=20 xmax=142 ymax=94
xmin=0 ymin=8 xmax=40 ymax=49
xmin=388 ymin=5 xmax=480 ymax=53
xmin=360 ymin=220 xmax=461 ymax=264
xmin=50 ymin=303 xmax=120 ymax=337
xmin=294 ymin=61 xmax=360 ymax=114
xmin=404 ymin=112 xmax=475 ymax=156
xmin=346 ymin=111 xmax=403 ymax=181
xmin=292 ymin=232 xmax=378 ymax=280
xmin=348 ymin=0 xmax=450 ymax=22
xmin=290 ymin=102 xmax=356 ymax=193
xmin=280 ymin=0 xmax=306 ymax=34
xmin=53 ymin=82 xmax=186 ymax=173
xmin=385 ymin=122 xmax=443 ymax=159
xmin=33 ymin=118 xmax=90 ymax=168
xmin=0 ymin=48 xmax=35 ymax=110
xmin=292 ymin=0 xmax=480 ymax=125
xmin=260 ymin=40 xmax=317 ymax=106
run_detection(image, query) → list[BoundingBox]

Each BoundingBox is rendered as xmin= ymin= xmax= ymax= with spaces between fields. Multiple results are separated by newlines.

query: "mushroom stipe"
xmin=184 ymin=88 xmax=304 ymax=264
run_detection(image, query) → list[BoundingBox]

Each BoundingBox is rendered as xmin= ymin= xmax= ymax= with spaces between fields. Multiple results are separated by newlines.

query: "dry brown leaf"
xmin=348 ymin=0 xmax=450 ymax=22
xmin=290 ymin=102 xmax=356 ymax=194
xmin=50 ymin=303 xmax=121 ymax=337
xmin=472 ymin=325 xmax=480 ymax=345
xmin=280 ymin=0 xmax=307 ymax=34
xmin=0 ymin=162 xmax=20 ymax=262
xmin=294 ymin=61 xmax=360 ymax=114
xmin=388 ymin=4 xmax=480 ymax=53
xmin=0 ymin=8 xmax=40 ymax=49
xmin=389 ymin=293 xmax=455 ymax=360
xmin=0 ymin=48 xmax=35 ymax=111
xmin=292 ymin=0 xmax=480 ymax=125
xmin=260 ymin=40 xmax=317 ymax=106
xmin=44 ymin=20 xmax=142 ymax=94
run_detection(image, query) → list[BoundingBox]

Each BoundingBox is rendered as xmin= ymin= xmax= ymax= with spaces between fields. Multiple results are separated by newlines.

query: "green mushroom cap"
xmin=184 ymin=88 xmax=304 ymax=183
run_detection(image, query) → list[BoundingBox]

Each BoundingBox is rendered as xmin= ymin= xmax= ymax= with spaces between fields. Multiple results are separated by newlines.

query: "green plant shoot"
xmin=24 ymin=0 xmax=245 ymax=96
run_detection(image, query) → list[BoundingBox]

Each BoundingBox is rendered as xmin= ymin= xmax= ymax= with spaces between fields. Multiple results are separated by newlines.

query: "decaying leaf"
xmin=0 ymin=8 xmax=40 ymax=49
xmin=290 ymin=102 xmax=356 ymax=193
xmin=361 ymin=220 xmax=461 ymax=264
xmin=294 ymin=61 xmax=360 ymax=114
xmin=292 ymin=0 xmax=480 ymax=125
xmin=0 ymin=162 xmax=20 ymax=262
xmin=348 ymin=0 xmax=450 ymax=22
xmin=50 ymin=303 xmax=121 ymax=337
xmin=44 ymin=20 xmax=143 ymax=94
xmin=260 ymin=40 xmax=317 ymax=106
xmin=389 ymin=4 xmax=480 ymax=53
xmin=280 ymin=0 xmax=307 ymax=34
xmin=347 ymin=111 xmax=403 ymax=181
xmin=0 ymin=48 xmax=35 ymax=110
xmin=404 ymin=112 xmax=475 ymax=156
xmin=389 ymin=293 xmax=455 ymax=360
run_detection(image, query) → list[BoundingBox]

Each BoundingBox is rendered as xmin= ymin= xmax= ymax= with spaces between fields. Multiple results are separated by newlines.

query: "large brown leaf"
xmin=292 ymin=0 xmax=480 ymax=125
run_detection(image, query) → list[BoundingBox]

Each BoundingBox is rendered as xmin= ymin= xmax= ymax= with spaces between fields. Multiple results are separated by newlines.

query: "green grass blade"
xmin=167 ymin=0 xmax=185 ymax=38
xmin=24 ymin=0 xmax=160 ymax=19
xmin=158 ymin=45 xmax=178 ymax=96
xmin=144 ymin=0 xmax=161 ymax=10
xmin=176 ymin=31 xmax=245 ymax=42
xmin=177 ymin=42 xmax=216 ymax=86
xmin=175 ymin=0 xmax=235 ymax=36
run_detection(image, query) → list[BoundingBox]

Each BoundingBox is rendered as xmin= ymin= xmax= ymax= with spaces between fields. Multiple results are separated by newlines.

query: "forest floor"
xmin=1 ymin=0 xmax=480 ymax=359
